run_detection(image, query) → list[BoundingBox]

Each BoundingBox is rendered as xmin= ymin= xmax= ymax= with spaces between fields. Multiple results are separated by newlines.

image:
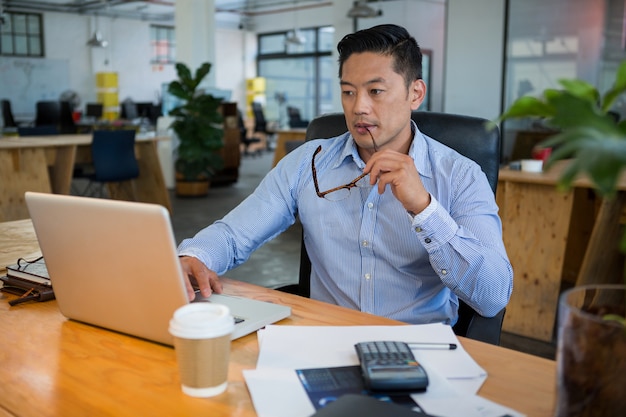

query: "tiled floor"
xmin=170 ymin=151 xmax=557 ymax=360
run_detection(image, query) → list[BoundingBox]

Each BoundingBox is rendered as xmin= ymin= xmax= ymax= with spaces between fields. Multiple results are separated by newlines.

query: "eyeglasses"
xmin=312 ymin=128 xmax=378 ymax=201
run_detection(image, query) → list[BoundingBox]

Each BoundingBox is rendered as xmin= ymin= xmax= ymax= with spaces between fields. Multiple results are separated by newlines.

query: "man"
xmin=178 ymin=24 xmax=513 ymax=325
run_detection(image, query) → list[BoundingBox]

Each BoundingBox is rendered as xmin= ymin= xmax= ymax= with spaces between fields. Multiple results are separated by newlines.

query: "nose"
xmin=350 ymin=91 xmax=371 ymax=115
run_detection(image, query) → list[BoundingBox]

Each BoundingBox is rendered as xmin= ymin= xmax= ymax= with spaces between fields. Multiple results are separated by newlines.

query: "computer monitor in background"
xmin=85 ymin=103 xmax=103 ymax=119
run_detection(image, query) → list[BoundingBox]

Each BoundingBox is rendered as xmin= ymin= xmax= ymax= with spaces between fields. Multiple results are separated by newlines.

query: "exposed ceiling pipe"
xmin=5 ymin=0 xmax=334 ymax=21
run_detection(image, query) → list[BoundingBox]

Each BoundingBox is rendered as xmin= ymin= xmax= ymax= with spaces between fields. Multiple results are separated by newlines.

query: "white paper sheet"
xmin=244 ymin=324 xmax=525 ymax=417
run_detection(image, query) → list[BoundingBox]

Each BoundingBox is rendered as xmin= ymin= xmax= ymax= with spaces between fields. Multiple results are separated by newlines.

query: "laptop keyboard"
xmin=192 ymin=290 xmax=245 ymax=325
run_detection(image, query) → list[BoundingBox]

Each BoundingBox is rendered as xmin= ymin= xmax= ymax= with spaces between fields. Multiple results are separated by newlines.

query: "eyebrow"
xmin=340 ymin=77 xmax=387 ymax=88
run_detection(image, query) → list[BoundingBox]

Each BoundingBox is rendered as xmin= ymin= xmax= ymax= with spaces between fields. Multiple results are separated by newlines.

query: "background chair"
xmin=35 ymin=101 xmax=61 ymax=127
xmin=277 ymin=111 xmax=505 ymax=345
xmin=238 ymin=110 xmax=261 ymax=156
xmin=286 ymin=106 xmax=309 ymax=128
xmin=252 ymin=101 xmax=276 ymax=150
xmin=59 ymin=101 xmax=77 ymax=134
xmin=78 ymin=129 xmax=139 ymax=199
xmin=2 ymin=99 xmax=22 ymax=128
xmin=17 ymin=126 xmax=59 ymax=136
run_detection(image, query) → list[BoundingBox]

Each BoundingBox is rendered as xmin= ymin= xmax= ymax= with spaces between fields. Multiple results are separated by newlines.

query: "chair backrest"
xmin=59 ymin=101 xmax=77 ymax=134
xmin=91 ymin=129 xmax=139 ymax=182
xmin=252 ymin=102 xmax=268 ymax=133
xmin=121 ymin=100 xmax=139 ymax=120
xmin=287 ymin=106 xmax=309 ymax=128
xmin=284 ymin=111 xmax=505 ymax=345
xmin=35 ymin=101 xmax=61 ymax=127
xmin=18 ymin=125 xmax=59 ymax=136
xmin=304 ymin=112 xmax=500 ymax=193
xmin=2 ymin=99 xmax=17 ymax=127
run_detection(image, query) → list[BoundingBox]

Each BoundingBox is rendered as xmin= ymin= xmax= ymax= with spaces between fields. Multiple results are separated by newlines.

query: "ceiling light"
xmin=285 ymin=29 xmax=305 ymax=45
xmin=347 ymin=1 xmax=382 ymax=19
xmin=87 ymin=31 xmax=108 ymax=48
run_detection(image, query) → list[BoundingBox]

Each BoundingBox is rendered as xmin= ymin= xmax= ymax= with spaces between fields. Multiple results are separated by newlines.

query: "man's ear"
xmin=409 ymin=79 xmax=427 ymax=111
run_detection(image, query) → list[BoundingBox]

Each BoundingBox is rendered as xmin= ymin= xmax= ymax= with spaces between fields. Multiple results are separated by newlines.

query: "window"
xmin=0 ymin=12 xmax=44 ymax=57
xmin=257 ymin=26 xmax=334 ymax=127
xmin=150 ymin=25 xmax=175 ymax=64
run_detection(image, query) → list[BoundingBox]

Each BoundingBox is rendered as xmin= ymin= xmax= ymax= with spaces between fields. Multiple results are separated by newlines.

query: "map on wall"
xmin=0 ymin=57 xmax=70 ymax=116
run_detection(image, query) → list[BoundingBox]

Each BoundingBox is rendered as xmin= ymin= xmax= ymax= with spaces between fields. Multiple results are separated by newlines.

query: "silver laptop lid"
xmin=24 ymin=192 xmax=290 ymax=345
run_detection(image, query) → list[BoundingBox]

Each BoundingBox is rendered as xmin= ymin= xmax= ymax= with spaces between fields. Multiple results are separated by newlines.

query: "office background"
xmin=0 ymin=0 xmax=621 ymax=161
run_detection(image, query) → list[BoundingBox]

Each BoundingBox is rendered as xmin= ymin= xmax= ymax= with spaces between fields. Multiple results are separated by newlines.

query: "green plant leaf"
xmin=168 ymin=61 xmax=225 ymax=181
xmin=558 ymin=78 xmax=599 ymax=104
xmin=602 ymin=60 xmax=626 ymax=112
xmin=497 ymin=96 xmax=554 ymax=122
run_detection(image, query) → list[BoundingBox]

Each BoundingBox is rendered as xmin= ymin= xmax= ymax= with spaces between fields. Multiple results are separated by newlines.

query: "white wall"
xmin=444 ymin=0 xmax=506 ymax=120
xmin=251 ymin=0 xmax=447 ymax=114
xmin=2 ymin=1 xmax=507 ymax=123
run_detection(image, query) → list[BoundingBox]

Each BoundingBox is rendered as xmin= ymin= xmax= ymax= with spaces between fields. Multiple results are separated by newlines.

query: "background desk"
xmin=497 ymin=160 xmax=626 ymax=341
xmin=271 ymin=129 xmax=306 ymax=167
xmin=0 ymin=219 xmax=556 ymax=417
xmin=0 ymin=134 xmax=171 ymax=221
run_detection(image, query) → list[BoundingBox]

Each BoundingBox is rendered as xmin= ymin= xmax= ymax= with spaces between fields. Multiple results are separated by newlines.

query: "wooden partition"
xmin=498 ymin=161 xmax=624 ymax=341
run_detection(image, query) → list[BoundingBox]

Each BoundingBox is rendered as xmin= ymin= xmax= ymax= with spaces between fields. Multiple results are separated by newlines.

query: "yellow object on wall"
xmin=96 ymin=72 xmax=119 ymax=121
xmin=246 ymin=77 xmax=266 ymax=118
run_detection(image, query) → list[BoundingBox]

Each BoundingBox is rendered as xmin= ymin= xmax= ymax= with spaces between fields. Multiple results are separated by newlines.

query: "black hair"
xmin=337 ymin=24 xmax=422 ymax=89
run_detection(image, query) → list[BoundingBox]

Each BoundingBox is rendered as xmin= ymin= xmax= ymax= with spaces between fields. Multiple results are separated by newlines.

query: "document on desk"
xmin=243 ymin=324 xmax=525 ymax=417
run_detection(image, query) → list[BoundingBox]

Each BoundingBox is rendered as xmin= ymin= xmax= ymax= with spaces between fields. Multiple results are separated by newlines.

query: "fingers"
xmin=179 ymin=256 xmax=222 ymax=301
xmin=364 ymin=150 xmax=430 ymax=212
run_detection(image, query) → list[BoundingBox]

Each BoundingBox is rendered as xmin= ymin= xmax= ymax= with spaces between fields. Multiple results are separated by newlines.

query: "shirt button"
xmin=441 ymin=269 xmax=448 ymax=275
xmin=415 ymin=226 xmax=422 ymax=232
xmin=362 ymin=240 xmax=369 ymax=247
xmin=425 ymin=238 xmax=432 ymax=244
xmin=364 ymin=273 xmax=371 ymax=280
xmin=367 ymin=202 xmax=374 ymax=209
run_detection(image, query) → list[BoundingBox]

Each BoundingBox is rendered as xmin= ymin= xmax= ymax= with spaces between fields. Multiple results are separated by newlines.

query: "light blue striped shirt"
xmin=178 ymin=122 xmax=513 ymax=325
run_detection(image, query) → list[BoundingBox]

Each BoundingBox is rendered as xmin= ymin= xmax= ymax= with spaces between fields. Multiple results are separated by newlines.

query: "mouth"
xmin=354 ymin=122 xmax=376 ymax=136
xmin=353 ymin=123 xmax=379 ymax=152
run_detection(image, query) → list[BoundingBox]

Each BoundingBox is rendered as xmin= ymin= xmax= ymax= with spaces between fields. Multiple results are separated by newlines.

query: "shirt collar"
xmin=332 ymin=120 xmax=434 ymax=181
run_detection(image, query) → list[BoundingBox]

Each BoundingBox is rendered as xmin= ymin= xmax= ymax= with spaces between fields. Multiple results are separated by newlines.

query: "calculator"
xmin=354 ymin=341 xmax=429 ymax=392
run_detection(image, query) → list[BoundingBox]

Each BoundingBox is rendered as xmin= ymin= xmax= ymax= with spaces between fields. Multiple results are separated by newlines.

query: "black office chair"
xmin=287 ymin=106 xmax=309 ymax=128
xmin=17 ymin=125 xmax=59 ymax=136
xmin=2 ymin=99 xmax=22 ymax=128
xmin=252 ymin=102 xmax=275 ymax=150
xmin=35 ymin=101 xmax=61 ymax=127
xmin=238 ymin=110 xmax=262 ymax=156
xmin=277 ymin=111 xmax=506 ymax=345
xmin=59 ymin=101 xmax=77 ymax=134
xmin=79 ymin=129 xmax=139 ymax=198
xmin=121 ymin=100 xmax=139 ymax=120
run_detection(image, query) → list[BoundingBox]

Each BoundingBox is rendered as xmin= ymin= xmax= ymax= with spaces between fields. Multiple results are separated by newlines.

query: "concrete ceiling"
xmin=1 ymin=0 xmax=334 ymax=23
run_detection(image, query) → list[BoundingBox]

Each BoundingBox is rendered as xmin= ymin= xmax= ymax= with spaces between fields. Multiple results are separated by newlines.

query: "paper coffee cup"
xmin=169 ymin=303 xmax=234 ymax=397
xmin=521 ymin=159 xmax=543 ymax=173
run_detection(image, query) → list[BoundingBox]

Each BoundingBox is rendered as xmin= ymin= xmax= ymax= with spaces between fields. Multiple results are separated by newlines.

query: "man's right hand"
xmin=179 ymin=256 xmax=223 ymax=301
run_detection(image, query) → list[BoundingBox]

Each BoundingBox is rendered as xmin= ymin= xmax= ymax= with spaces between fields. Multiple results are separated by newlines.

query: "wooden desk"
xmin=271 ymin=129 xmax=306 ymax=167
xmin=0 ymin=134 xmax=171 ymax=222
xmin=498 ymin=160 xmax=626 ymax=341
xmin=0 ymin=220 xmax=556 ymax=417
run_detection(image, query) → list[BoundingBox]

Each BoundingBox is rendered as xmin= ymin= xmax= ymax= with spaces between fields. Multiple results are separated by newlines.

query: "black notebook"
xmin=6 ymin=257 xmax=51 ymax=286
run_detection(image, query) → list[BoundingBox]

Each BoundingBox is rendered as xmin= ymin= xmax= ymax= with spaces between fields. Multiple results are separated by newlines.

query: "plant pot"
xmin=555 ymin=284 xmax=626 ymax=417
xmin=175 ymin=179 xmax=210 ymax=197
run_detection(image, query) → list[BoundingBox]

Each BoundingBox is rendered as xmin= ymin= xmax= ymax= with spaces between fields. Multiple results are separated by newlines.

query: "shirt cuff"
xmin=406 ymin=194 xmax=437 ymax=222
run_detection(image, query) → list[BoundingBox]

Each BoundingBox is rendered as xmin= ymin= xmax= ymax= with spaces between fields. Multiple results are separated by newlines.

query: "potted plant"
xmin=168 ymin=62 xmax=224 ymax=197
xmin=496 ymin=61 xmax=626 ymax=416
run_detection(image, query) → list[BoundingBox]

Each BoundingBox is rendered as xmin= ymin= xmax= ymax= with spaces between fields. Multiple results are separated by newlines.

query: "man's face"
xmin=340 ymin=52 xmax=426 ymax=156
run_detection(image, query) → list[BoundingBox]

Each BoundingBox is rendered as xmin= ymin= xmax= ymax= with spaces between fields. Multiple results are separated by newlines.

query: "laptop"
xmin=24 ymin=192 xmax=291 ymax=345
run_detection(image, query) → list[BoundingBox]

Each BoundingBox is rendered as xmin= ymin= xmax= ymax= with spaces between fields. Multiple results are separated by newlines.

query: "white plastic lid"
xmin=169 ymin=303 xmax=234 ymax=339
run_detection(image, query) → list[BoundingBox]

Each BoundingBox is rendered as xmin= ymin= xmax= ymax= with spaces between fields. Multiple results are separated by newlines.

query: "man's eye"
xmin=342 ymin=90 xmax=355 ymax=96
xmin=370 ymin=89 xmax=383 ymax=95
